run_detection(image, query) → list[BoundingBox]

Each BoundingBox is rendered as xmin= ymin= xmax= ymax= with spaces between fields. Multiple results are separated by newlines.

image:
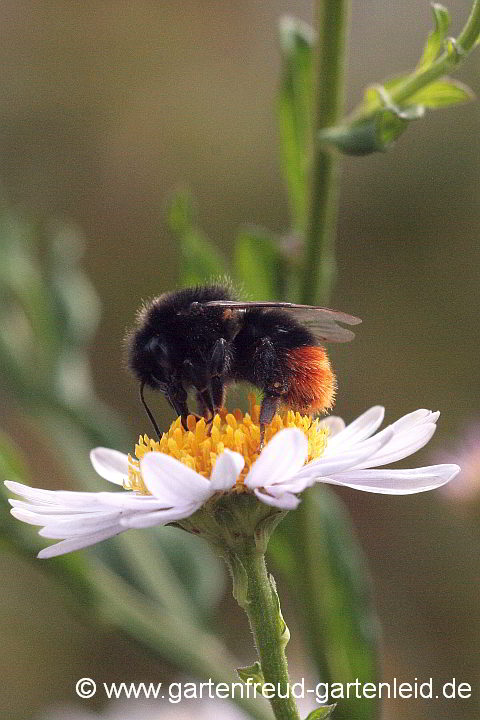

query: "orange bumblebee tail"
xmin=284 ymin=345 xmax=336 ymax=414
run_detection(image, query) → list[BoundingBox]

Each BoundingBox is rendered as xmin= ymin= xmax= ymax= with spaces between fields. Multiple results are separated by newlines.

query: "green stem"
xmin=349 ymin=0 xmax=480 ymax=125
xmin=297 ymin=4 xmax=355 ymax=718
xmin=93 ymin=559 xmax=272 ymax=720
xmin=233 ymin=542 xmax=301 ymax=720
xmin=301 ymin=0 xmax=350 ymax=305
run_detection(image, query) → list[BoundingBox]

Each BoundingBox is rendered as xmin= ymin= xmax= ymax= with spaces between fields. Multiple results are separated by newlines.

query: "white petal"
xmin=9 ymin=499 xmax=89 ymax=515
xmin=140 ymin=453 xmax=211 ymax=504
xmin=93 ymin=492 xmax=170 ymax=510
xmin=318 ymin=416 xmax=345 ymax=437
xmin=325 ymin=406 xmax=385 ymax=455
xmin=295 ymin=429 xmax=394 ymax=481
xmin=5 ymin=481 xmax=60 ymax=505
xmin=39 ymin=513 xmax=122 ymax=539
xmin=210 ymin=450 xmax=244 ymax=491
xmin=245 ymin=429 xmax=308 ymax=490
xmin=89 ymin=447 xmax=129 ymax=485
xmin=352 ymin=422 xmax=436 ymax=470
xmin=266 ymin=474 xmax=317 ymax=495
xmin=6 ymin=481 xmax=131 ymax=511
xmin=319 ymin=464 xmax=460 ymax=495
xmin=10 ymin=508 xmax=114 ymax=527
xmin=38 ymin=526 xmax=123 ymax=559
xmin=254 ymin=488 xmax=300 ymax=510
xmin=120 ymin=504 xmax=200 ymax=529
xmin=387 ymin=408 xmax=439 ymax=433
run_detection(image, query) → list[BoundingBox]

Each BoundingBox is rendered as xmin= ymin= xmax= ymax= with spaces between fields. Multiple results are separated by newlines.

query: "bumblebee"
xmin=126 ymin=283 xmax=361 ymax=443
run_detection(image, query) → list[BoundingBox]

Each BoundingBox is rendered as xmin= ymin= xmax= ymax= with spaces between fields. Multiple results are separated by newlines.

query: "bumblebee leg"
xmin=166 ymin=384 xmax=190 ymax=430
xmin=250 ymin=337 xmax=289 ymax=448
xmin=210 ymin=375 xmax=225 ymax=412
xmin=195 ymin=389 xmax=211 ymax=418
xmin=208 ymin=337 xmax=229 ymax=415
xmin=196 ymin=388 xmax=215 ymax=421
xmin=259 ymin=395 xmax=281 ymax=448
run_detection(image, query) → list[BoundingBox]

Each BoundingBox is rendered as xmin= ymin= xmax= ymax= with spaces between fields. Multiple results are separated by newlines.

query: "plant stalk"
xmin=297 ymin=3 xmax=356 ymax=719
xmin=301 ymin=0 xmax=351 ymax=305
xmin=234 ymin=542 xmax=301 ymax=720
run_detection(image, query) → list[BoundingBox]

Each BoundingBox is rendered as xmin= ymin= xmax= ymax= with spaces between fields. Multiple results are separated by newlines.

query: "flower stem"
xmin=232 ymin=542 xmax=301 ymax=720
xmin=301 ymin=0 xmax=350 ymax=305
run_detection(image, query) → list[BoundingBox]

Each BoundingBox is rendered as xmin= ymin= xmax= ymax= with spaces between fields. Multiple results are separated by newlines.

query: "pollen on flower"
xmin=125 ymin=393 xmax=328 ymax=495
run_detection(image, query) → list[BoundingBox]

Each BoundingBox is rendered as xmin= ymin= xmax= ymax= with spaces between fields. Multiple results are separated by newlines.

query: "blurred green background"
xmin=0 ymin=1 xmax=479 ymax=719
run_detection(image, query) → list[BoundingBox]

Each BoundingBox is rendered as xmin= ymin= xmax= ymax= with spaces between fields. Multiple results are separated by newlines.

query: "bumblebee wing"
xmin=202 ymin=300 xmax=361 ymax=343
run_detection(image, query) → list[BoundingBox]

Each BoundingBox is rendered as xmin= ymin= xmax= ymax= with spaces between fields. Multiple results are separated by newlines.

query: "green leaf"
xmin=407 ymin=77 xmax=474 ymax=108
xmin=168 ymin=190 xmax=229 ymax=286
xmin=305 ymin=705 xmax=336 ymax=720
xmin=319 ymin=109 xmax=409 ymax=156
xmin=417 ymin=3 xmax=451 ymax=71
xmin=0 ymin=212 xmax=59 ymax=387
xmin=375 ymin=109 xmax=409 ymax=148
xmin=47 ymin=220 xmax=101 ymax=348
xmin=234 ymin=227 xmax=287 ymax=300
xmin=269 ymin=573 xmax=290 ymax=650
xmin=269 ymin=487 xmax=379 ymax=720
xmin=237 ymin=660 xmax=265 ymax=685
xmin=277 ymin=16 xmax=315 ymax=230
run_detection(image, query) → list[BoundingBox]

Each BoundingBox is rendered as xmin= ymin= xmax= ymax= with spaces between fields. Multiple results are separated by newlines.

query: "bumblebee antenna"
xmin=139 ymin=381 xmax=161 ymax=439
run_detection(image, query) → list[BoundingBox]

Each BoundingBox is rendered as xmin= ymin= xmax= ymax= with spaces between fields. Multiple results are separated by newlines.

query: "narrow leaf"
xmin=269 ymin=573 xmax=290 ymax=650
xmin=417 ymin=3 xmax=451 ymax=71
xmin=237 ymin=660 xmax=265 ymax=685
xmin=234 ymin=227 xmax=287 ymax=300
xmin=168 ymin=191 xmax=229 ymax=286
xmin=318 ymin=109 xmax=409 ymax=156
xmin=277 ymin=16 xmax=315 ymax=230
xmin=305 ymin=705 xmax=337 ymax=720
xmin=407 ymin=77 xmax=474 ymax=108
xmin=376 ymin=109 xmax=409 ymax=149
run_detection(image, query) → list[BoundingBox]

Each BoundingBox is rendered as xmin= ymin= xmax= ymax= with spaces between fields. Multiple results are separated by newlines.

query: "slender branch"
xmin=234 ymin=542 xmax=301 ymax=720
xmin=301 ymin=0 xmax=351 ymax=305
xmin=348 ymin=0 xmax=480 ymax=125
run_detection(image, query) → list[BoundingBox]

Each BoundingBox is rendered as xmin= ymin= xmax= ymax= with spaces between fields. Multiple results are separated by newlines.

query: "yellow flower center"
xmin=126 ymin=393 xmax=328 ymax=495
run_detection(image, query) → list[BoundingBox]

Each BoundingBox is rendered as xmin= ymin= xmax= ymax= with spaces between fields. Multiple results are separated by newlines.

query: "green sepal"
xmin=304 ymin=705 xmax=337 ymax=720
xmin=237 ymin=660 xmax=265 ymax=686
xmin=269 ymin=573 xmax=290 ymax=650
xmin=168 ymin=190 xmax=229 ymax=286
xmin=417 ymin=3 xmax=451 ymax=71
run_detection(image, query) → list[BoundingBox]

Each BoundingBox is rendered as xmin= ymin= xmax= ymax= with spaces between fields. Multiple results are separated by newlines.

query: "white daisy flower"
xmin=5 ymin=401 xmax=459 ymax=558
